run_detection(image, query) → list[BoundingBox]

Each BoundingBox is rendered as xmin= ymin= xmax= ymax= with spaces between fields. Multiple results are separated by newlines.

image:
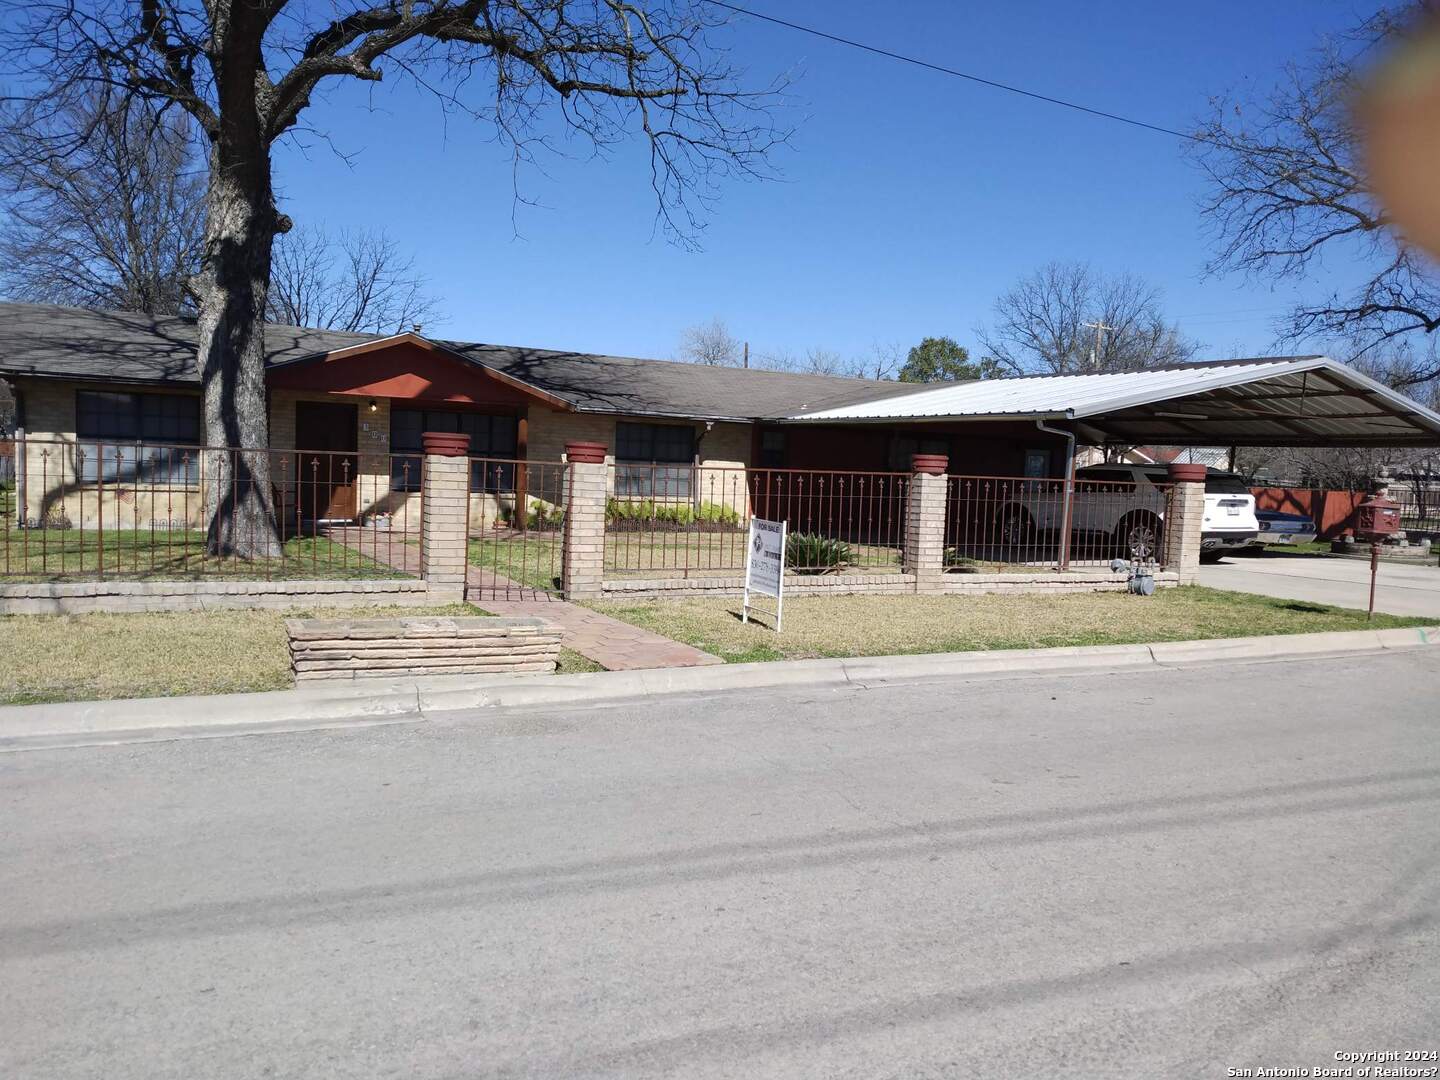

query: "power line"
xmin=705 ymin=0 xmax=1207 ymax=145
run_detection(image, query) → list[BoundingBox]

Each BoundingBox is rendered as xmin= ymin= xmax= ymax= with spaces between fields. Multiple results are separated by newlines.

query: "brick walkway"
xmin=476 ymin=598 xmax=722 ymax=671
xmin=327 ymin=528 xmax=720 ymax=672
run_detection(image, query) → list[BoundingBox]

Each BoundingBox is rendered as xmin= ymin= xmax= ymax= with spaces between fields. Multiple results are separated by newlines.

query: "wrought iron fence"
xmin=1392 ymin=482 xmax=1440 ymax=532
xmin=946 ymin=474 xmax=1169 ymax=569
xmin=603 ymin=464 xmax=910 ymax=577
xmin=1 ymin=438 xmax=421 ymax=581
xmin=466 ymin=456 xmax=568 ymax=599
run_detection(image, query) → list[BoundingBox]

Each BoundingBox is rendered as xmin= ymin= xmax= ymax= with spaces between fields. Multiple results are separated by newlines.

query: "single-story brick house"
xmin=3 ymin=300 xmax=1439 ymax=532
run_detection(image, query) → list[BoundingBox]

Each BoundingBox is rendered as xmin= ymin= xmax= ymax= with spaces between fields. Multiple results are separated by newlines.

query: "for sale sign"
xmin=743 ymin=516 xmax=786 ymax=630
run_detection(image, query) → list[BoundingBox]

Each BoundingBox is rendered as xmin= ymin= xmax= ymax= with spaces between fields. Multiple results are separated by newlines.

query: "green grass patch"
xmin=556 ymin=649 xmax=605 ymax=674
xmin=588 ymin=587 xmax=1434 ymax=665
xmin=467 ymin=533 xmax=563 ymax=592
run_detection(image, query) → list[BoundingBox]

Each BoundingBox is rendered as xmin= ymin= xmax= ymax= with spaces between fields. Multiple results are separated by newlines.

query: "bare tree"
xmin=678 ymin=317 xmax=742 ymax=366
xmin=3 ymin=1 xmax=786 ymax=556
xmin=796 ymin=347 xmax=849 ymax=376
xmin=978 ymin=262 xmax=1198 ymax=375
xmin=861 ymin=341 xmax=903 ymax=381
xmin=750 ymin=346 xmax=870 ymax=379
xmin=0 ymin=93 xmax=204 ymax=315
xmin=268 ymin=226 xmax=442 ymax=334
xmin=1191 ymin=3 xmax=1440 ymax=385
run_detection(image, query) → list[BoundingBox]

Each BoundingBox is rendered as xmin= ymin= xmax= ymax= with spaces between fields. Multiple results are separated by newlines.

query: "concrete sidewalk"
xmin=1 ymin=625 xmax=1434 ymax=751
xmin=1200 ymin=551 xmax=1440 ymax=618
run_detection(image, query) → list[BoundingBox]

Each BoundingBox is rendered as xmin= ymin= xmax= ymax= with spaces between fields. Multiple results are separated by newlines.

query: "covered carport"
xmin=787 ymin=356 xmax=1440 ymax=453
xmin=785 ymin=356 xmax=1440 ymax=570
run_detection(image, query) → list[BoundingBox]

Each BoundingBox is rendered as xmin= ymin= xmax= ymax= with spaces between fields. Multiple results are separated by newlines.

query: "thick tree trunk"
xmin=196 ymin=132 xmax=282 ymax=558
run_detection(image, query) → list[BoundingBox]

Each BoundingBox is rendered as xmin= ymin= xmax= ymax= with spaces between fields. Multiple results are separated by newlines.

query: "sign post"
xmin=742 ymin=516 xmax=786 ymax=631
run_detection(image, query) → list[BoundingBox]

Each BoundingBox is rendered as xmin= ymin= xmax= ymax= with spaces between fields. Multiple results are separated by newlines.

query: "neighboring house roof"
xmin=0 ymin=302 xmax=916 ymax=422
xmin=791 ymin=356 xmax=1440 ymax=447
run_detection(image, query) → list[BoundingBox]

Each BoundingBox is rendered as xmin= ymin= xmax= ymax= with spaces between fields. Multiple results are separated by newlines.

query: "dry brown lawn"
xmin=0 ymin=604 xmax=597 ymax=705
xmin=589 ymin=587 xmax=1434 ymax=664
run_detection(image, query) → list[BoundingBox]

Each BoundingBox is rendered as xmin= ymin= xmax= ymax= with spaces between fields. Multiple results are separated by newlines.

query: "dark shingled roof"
xmin=0 ymin=301 xmax=919 ymax=421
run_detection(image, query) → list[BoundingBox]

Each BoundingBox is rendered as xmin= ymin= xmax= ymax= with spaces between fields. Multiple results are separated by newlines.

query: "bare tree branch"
xmin=978 ymin=262 xmax=1198 ymax=375
xmin=268 ymin=225 xmax=444 ymax=334
xmin=0 ymin=92 xmax=204 ymax=314
xmin=1190 ymin=2 xmax=1440 ymax=385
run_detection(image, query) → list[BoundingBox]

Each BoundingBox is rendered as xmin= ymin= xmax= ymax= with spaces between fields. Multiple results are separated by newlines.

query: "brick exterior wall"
xmin=0 ymin=578 xmax=430 ymax=615
xmin=562 ymin=458 xmax=607 ymax=599
xmin=1161 ymin=480 xmax=1205 ymax=585
xmin=420 ymin=453 xmax=470 ymax=601
xmin=904 ymin=471 xmax=947 ymax=592
xmin=601 ymin=570 xmax=1181 ymax=599
xmin=13 ymin=378 xmax=207 ymax=530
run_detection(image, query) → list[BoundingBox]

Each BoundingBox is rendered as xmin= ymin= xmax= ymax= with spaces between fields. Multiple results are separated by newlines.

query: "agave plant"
xmin=786 ymin=532 xmax=852 ymax=574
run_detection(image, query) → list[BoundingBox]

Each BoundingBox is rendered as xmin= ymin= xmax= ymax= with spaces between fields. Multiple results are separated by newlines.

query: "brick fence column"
xmin=1162 ymin=462 xmax=1206 ymax=585
xmin=420 ymin=431 xmax=471 ymax=602
xmin=905 ymin=453 xmax=949 ymax=593
xmin=562 ymin=441 xmax=608 ymax=600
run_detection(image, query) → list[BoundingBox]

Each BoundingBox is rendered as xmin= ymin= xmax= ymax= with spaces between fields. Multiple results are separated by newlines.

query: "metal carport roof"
xmin=785 ymin=357 xmax=1440 ymax=447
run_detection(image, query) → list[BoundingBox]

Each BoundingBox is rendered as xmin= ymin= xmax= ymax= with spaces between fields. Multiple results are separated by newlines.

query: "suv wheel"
xmin=998 ymin=507 xmax=1034 ymax=550
xmin=1114 ymin=511 xmax=1161 ymax=560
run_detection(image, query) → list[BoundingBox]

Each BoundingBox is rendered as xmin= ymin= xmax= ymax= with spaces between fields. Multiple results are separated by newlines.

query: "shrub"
xmin=943 ymin=547 xmax=980 ymax=572
xmin=786 ymin=532 xmax=852 ymax=574
xmin=502 ymin=499 xmax=565 ymax=530
xmin=605 ymin=499 xmax=740 ymax=529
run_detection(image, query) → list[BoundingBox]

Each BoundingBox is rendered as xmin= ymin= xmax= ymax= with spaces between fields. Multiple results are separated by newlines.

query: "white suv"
xmin=994 ymin=464 xmax=1259 ymax=562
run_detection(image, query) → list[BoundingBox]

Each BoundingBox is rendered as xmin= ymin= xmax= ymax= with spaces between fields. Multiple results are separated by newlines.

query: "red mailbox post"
xmin=1355 ymin=493 xmax=1402 ymax=620
xmin=1355 ymin=494 xmax=1402 ymax=540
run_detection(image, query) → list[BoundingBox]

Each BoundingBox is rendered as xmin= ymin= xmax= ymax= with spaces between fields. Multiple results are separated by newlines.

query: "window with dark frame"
xmin=74 ymin=390 xmax=201 ymax=484
xmin=389 ymin=408 xmax=520 ymax=492
xmin=759 ymin=430 xmax=786 ymax=469
xmin=614 ymin=421 xmax=696 ymax=498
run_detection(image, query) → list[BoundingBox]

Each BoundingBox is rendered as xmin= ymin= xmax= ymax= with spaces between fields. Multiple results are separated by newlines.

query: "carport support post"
xmin=562 ymin=441 xmax=608 ymax=600
xmin=1162 ymin=462 xmax=1206 ymax=586
xmin=905 ymin=453 xmax=949 ymax=593
xmin=420 ymin=431 xmax=472 ymax=602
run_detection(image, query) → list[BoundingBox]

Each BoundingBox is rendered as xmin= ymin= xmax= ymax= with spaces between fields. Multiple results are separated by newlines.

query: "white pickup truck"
xmin=995 ymin=464 xmax=1260 ymax=562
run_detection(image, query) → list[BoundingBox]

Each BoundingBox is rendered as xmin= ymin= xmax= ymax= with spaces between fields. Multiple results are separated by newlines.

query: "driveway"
xmin=1199 ymin=549 xmax=1440 ymax=618
xmin=3 ymin=652 xmax=1438 ymax=1078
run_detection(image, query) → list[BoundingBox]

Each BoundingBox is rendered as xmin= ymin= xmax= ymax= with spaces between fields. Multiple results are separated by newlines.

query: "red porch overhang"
xmin=266 ymin=333 xmax=574 ymax=412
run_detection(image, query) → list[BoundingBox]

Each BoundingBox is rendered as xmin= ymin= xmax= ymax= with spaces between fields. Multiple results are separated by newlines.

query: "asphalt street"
xmin=3 ymin=651 xmax=1439 ymax=1079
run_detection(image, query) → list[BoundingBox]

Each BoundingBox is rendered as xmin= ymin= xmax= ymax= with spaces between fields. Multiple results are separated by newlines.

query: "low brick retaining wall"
xmin=288 ymin=615 xmax=562 ymax=680
xmin=0 ymin=578 xmax=433 ymax=615
xmin=601 ymin=570 xmax=1179 ymax=599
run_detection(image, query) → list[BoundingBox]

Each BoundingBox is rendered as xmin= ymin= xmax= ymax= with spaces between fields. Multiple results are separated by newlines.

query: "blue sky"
xmin=271 ymin=0 xmax=1369 ymax=365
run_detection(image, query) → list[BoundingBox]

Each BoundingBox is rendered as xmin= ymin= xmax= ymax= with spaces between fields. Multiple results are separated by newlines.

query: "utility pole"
xmin=743 ymin=341 xmax=749 ymax=369
xmin=1083 ymin=320 xmax=1115 ymax=372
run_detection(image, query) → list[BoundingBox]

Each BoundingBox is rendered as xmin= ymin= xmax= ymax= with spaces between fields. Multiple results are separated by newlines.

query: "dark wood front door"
xmin=295 ymin=401 xmax=359 ymax=522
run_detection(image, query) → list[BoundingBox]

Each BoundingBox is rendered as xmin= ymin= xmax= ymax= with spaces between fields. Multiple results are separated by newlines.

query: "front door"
xmin=295 ymin=401 xmax=359 ymax=522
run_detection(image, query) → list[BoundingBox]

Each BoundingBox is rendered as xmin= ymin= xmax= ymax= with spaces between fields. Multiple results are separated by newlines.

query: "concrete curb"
xmin=1 ymin=625 xmax=1435 ymax=751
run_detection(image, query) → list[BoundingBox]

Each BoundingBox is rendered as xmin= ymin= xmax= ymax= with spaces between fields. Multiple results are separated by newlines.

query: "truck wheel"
xmin=1114 ymin=511 xmax=1161 ymax=560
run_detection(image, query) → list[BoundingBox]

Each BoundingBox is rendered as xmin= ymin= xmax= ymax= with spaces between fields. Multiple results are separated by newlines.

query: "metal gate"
xmin=466 ymin=456 xmax=567 ymax=601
